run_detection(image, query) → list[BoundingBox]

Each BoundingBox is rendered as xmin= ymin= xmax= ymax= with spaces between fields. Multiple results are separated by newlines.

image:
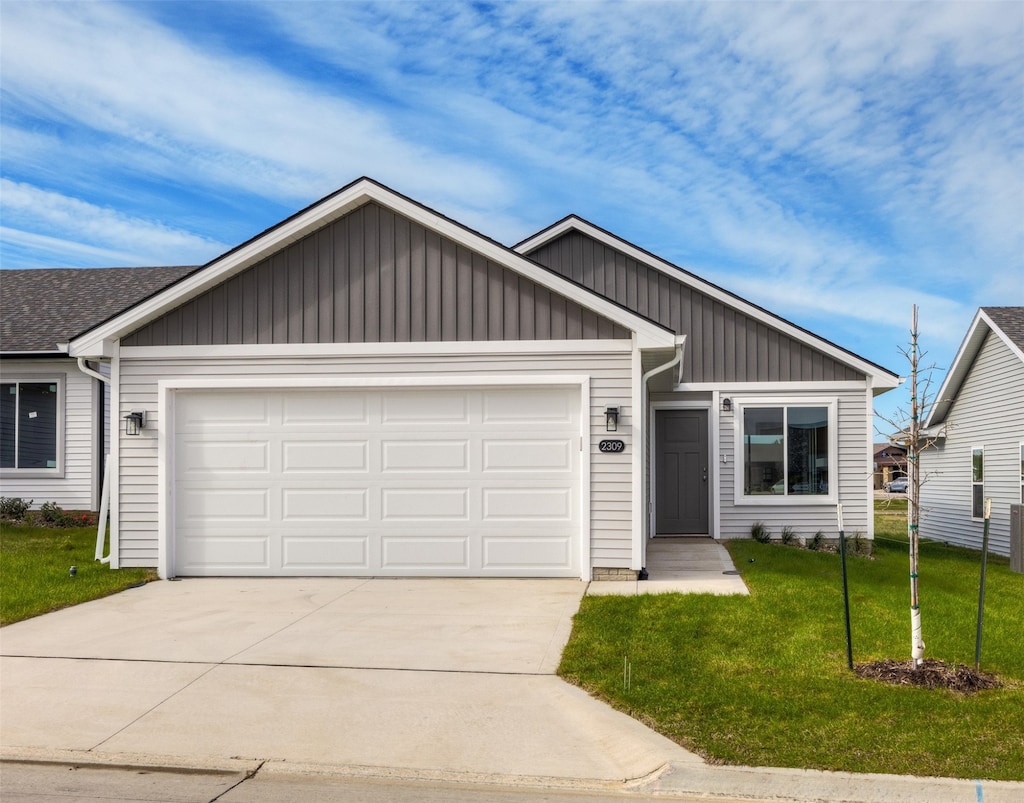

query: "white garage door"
xmin=173 ymin=386 xmax=581 ymax=577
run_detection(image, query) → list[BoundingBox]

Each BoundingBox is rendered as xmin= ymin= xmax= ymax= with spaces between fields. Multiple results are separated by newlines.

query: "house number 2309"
xmin=599 ymin=439 xmax=626 ymax=453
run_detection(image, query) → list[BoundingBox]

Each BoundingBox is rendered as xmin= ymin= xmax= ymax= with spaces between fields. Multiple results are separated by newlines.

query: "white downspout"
xmin=75 ymin=357 xmax=112 ymax=565
xmin=638 ymin=335 xmax=687 ymax=570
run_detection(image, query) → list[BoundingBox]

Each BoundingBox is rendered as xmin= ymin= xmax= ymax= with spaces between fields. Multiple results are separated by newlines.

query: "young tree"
xmin=876 ymin=304 xmax=941 ymax=668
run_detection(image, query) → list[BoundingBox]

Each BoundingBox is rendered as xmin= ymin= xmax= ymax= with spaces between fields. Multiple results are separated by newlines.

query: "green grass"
xmin=0 ymin=523 xmax=157 ymax=626
xmin=559 ymin=516 xmax=1024 ymax=780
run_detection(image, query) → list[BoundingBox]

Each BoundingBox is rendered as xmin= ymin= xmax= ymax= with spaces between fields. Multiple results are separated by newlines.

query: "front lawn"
xmin=559 ymin=516 xmax=1024 ymax=780
xmin=0 ymin=524 xmax=157 ymax=625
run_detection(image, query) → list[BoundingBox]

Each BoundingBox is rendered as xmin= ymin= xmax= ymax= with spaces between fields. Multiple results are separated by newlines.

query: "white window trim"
xmin=732 ymin=396 xmax=838 ymax=506
xmin=971 ymin=445 xmax=985 ymax=521
xmin=0 ymin=374 xmax=65 ymax=479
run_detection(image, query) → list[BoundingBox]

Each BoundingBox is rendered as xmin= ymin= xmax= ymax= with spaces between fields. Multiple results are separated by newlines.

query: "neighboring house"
xmin=873 ymin=442 xmax=907 ymax=490
xmin=0 ymin=267 xmax=193 ymax=510
xmin=61 ymin=178 xmax=899 ymax=579
xmin=919 ymin=307 xmax=1024 ymax=557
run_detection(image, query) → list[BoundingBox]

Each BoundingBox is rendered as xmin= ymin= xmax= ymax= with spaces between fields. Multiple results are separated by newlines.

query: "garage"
xmin=172 ymin=385 xmax=582 ymax=577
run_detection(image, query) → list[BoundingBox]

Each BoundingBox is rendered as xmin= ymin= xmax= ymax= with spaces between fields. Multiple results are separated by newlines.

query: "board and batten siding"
xmin=715 ymin=389 xmax=872 ymax=541
xmin=528 ymin=231 xmax=866 ymax=384
xmin=920 ymin=332 xmax=1024 ymax=556
xmin=116 ymin=350 xmax=634 ymax=570
xmin=0 ymin=359 xmax=101 ymax=510
xmin=123 ymin=204 xmax=629 ymax=348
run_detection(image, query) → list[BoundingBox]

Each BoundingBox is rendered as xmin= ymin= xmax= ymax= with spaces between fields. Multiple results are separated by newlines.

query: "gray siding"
xmin=124 ymin=204 xmax=628 ymax=347
xmin=528 ymin=231 xmax=866 ymax=384
xmin=919 ymin=333 xmax=1024 ymax=556
xmin=116 ymin=350 xmax=635 ymax=570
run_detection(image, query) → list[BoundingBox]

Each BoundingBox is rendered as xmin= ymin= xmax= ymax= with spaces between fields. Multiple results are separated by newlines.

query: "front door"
xmin=655 ymin=409 xmax=709 ymax=535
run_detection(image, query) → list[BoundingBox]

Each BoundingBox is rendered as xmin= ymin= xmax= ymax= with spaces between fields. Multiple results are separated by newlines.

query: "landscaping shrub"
xmin=809 ymin=530 xmax=825 ymax=551
xmin=780 ymin=525 xmax=797 ymax=545
xmin=751 ymin=521 xmax=771 ymax=543
xmin=0 ymin=497 xmax=32 ymax=520
xmin=38 ymin=502 xmax=77 ymax=528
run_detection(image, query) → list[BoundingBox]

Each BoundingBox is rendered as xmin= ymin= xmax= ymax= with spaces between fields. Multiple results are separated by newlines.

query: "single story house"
xmin=60 ymin=177 xmax=899 ymax=579
xmin=920 ymin=307 xmax=1024 ymax=557
xmin=1 ymin=267 xmax=193 ymax=511
xmin=873 ymin=442 xmax=907 ymax=490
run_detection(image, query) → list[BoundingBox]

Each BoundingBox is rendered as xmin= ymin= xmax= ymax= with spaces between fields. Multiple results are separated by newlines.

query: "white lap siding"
xmin=717 ymin=388 xmax=872 ymax=542
xmin=115 ymin=348 xmax=634 ymax=571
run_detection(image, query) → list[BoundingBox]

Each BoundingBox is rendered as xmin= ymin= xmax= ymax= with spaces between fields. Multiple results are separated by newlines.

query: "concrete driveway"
xmin=0 ymin=578 xmax=701 ymax=785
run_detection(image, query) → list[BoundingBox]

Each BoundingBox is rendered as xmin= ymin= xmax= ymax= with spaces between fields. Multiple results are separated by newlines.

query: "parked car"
xmin=885 ymin=477 xmax=909 ymax=493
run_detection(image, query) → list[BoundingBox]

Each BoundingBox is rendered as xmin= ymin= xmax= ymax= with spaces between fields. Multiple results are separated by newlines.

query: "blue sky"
xmin=1 ymin=1 xmax=1022 ymax=429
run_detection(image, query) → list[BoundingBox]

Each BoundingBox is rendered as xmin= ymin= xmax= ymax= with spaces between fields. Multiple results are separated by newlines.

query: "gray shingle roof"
xmin=982 ymin=306 xmax=1024 ymax=351
xmin=1 ymin=267 xmax=196 ymax=353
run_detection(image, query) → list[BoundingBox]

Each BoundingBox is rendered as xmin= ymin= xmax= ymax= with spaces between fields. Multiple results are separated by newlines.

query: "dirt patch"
xmin=855 ymin=659 xmax=1002 ymax=693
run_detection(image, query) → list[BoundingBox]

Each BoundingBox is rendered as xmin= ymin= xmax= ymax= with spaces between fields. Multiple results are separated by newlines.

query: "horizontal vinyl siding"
xmin=717 ymin=389 xmax=871 ymax=541
xmin=116 ymin=350 xmax=635 ymax=570
xmin=529 ymin=231 xmax=865 ymax=384
xmin=919 ymin=333 xmax=1024 ymax=556
xmin=0 ymin=359 xmax=98 ymax=510
xmin=124 ymin=204 xmax=629 ymax=347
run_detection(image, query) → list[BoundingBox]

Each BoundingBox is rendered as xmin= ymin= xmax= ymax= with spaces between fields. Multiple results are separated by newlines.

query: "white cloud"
xmin=0 ymin=180 xmax=227 ymax=267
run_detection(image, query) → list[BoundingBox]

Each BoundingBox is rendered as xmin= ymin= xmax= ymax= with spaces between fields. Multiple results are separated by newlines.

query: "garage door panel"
xmin=179 ymin=439 xmax=269 ymax=473
xmin=483 ymin=537 xmax=571 ymax=569
xmin=483 ymin=487 xmax=573 ymax=520
xmin=178 ymin=535 xmax=270 ymax=571
xmin=282 ymin=392 xmax=368 ymax=424
xmin=381 ymin=536 xmax=469 ymax=568
xmin=381 ymin=440 xmax=469 ymax=472
xmin=381 ymin=390 xmax=468 ymax=424
xmin=178 ymin=487 xmax=269 ymax=521
xmin=177 ymin=393 xmax=270 ymax=428
xmin=482 ymin=388 xmax=573 ymax=423
xmin=282 ymin=440 xmax=368 ymax=473
xmin=281 ymin=488 xmax=368 ymax=520
xmin=173 ymin=386 xmax=581 ymax=577
xmin=482 ymin=439 xmax=573 ymax=471
xmin=282 ymin=536 xmax=368 ymax=569
xmin=381 ymin=488 xmax=469 ymax=520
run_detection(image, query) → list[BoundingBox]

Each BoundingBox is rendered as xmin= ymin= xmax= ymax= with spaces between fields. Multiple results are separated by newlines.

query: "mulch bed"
xmin=855 ymin=659 xmax=1002 ymax=693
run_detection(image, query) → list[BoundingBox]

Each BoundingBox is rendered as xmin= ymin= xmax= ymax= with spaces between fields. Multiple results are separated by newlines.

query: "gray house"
xmin=61 ymin=178 xmax=898 ymax=579
xmin=920 ymin=307 xmax=1024 ymax=557
xmin=0 ymin=267 xmax=192 ymax=511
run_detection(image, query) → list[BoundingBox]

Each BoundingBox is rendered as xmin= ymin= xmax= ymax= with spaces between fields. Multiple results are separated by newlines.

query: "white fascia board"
xmin=677 ymin=380 xmax=870 ymax=393
xmin=120 ymin=339 xmax=634 ymax=359
xmin=69 ymin=180 xmax=675 ymax=356
xmin=517 ymin=216 xmax=899 ymax=388
xmin=925 ymin=309 xmax=990 ymax=428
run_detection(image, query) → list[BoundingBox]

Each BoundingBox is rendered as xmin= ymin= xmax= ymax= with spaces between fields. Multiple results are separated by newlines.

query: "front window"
xmin=972 ymin=446 xmax=984 ymax=519
xmin=742 ymin=404 xmax=830 ymax=497
xmin=0 ymin=381 xmax=60 ymax=470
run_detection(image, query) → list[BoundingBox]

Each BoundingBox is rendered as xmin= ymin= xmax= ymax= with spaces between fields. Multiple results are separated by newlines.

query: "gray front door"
xmin=655 ymin=409 xmax=709 ymax=535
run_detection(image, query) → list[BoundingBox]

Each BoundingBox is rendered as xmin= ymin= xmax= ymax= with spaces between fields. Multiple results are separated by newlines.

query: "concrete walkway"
xmin=2 ymin=577 xmax=1020 ymax=802
xmin=589 ymin=537 xmax=749 ymax=596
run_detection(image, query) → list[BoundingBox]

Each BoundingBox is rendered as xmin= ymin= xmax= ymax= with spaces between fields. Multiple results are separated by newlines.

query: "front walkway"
xmin=587 ymin=537 xmax=749 ymax=596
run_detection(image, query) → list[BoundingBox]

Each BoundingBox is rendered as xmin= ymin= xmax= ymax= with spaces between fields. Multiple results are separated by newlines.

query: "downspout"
xmin=638 ymin=335 xmax=686 ymax=570
xmin=75 ymin=357 xmax=112 ymax=565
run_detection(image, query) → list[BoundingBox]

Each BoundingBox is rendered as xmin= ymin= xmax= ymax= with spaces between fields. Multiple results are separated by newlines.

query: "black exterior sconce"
xmin=721 ymin=397 xmax=732 ymax=413
xmin=124 ymin=410 xmax=146 ymax=436
xmin=605 ymin=406 xmax=620 ymax=432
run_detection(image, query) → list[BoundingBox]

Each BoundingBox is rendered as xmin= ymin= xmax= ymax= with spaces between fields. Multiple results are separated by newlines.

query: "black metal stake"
xmin=975 ymin=498 xmax=992 ymax=672
xmin=838 ymin=504 xmax=853 ymax=671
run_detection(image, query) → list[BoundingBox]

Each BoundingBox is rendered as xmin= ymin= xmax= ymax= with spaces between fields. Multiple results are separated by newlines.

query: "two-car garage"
xmin=171 ymin=385 xmax=583 ymax=577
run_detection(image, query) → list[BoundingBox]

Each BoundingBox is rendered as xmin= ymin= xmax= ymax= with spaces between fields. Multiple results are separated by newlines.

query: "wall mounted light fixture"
xmin=605 ymin=406 xmax=620 ymax=432
xmin=124 ymin=410 xmax=146 ymax=436
xmin=721 ymin=398 xmax=733 ymax=413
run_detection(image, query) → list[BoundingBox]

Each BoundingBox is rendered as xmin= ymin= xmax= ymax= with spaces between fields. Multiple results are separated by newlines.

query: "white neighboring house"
xmin=62 ymin=178 xmax=899 ymax=579
xmin=920 ymin=307 xmax=1024 ymax=557
xmin=0 ymin=267 xmax=193 ymax=511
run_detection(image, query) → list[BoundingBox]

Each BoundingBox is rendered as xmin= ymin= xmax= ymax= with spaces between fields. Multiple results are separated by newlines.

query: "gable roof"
xmin=1 ymin=266 xmax=195 ymax=355
xmin=926 ymin=306 xmax=1024 ymax=427
xmin=68 ymin=178 xmax=675 ymax=357
xmin=516 ymin=215 xmax=900 ymax=391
